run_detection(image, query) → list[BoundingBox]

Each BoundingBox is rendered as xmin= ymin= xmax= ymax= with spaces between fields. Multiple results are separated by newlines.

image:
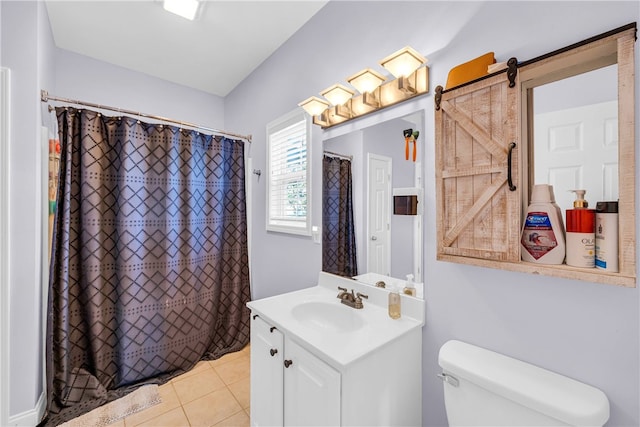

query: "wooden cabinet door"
xmin=284 ymin=337 xmax=340 ymax=427
xmin=435 ymin=72 xmax=520 ymax=262
xmin=250 ymin=315 xmax=284 ymax=427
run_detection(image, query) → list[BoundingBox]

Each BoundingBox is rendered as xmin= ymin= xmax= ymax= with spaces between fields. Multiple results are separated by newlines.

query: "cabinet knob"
xmin=284 ymin=359 xmax=293 ymax=368
xmin=270 ymin=348 xmax=278 ymax=357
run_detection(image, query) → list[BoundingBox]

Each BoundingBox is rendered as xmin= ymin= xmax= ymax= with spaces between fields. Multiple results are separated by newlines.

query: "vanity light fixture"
xmin=347 ymin=68 xmax=386 ymax=107
xmin=320 ymin=84 xmax=355 ymax=119
xmin=299 ymin=46 xmax=429 ymax=129
xmin=299 ymin=96 xmax=331 ymax=126
xmin=163 ymin=0 xmax=201 ymax=20
xmin=380 ymin=46 xmax=427 ymax=93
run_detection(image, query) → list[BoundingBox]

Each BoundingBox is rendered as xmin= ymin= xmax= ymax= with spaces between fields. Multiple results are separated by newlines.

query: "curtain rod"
xmin=41 ymin=90 xmax=252 ymax=143
xmin=324 ymin=150 xmax=352 ymax=161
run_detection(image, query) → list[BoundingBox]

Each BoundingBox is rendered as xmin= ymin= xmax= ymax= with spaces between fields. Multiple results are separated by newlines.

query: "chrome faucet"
xmin=336 ymin=287 xmax=368 ymax=309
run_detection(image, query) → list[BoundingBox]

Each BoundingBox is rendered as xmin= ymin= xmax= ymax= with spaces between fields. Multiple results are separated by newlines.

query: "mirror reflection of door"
xmin=533 ymin=65 xmax=618 ymax=217
xmin=322 ymin=111 xmax=424 ymax=288
xmin=367 ymin=154 xmax=391 ymax=276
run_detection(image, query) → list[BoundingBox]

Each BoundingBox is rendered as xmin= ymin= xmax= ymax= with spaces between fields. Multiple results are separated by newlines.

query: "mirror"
xmin=532 ymin=64 xmax=618 ymax=218
xmin=517 ymin=23 xmax=636 ymax=285
xmin=323 ymin=112 xmax=424 ymax=296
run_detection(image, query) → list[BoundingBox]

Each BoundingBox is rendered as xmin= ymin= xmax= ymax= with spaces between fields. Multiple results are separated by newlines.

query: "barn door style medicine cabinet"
xmin=434 ymin=23 xmax=637 ymax=287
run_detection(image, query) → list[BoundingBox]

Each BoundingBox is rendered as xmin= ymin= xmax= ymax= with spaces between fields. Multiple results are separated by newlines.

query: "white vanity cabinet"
xmin=250 ymin=315 xmax=340 ymax=427
xmin=250 ymin=315 xmax=284 ymax=426
xmin=283 ymin=336 xmax=340 ymax=426
xmin=248 ymin=272 xmax=424 ymax=427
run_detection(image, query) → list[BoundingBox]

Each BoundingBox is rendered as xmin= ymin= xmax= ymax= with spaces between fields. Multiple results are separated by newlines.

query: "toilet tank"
xmin=438 ymin=340 xmax=609 ymax=427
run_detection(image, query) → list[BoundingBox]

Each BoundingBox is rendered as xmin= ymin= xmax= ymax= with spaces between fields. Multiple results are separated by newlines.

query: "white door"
xmin=284 ymin=337 xmax=340 ymax=427
xmin=367 ymin=154 xmax=391 ymax=276
xmin=250 ymin=315 xmax=284 ymax=427
xmin=534 ymin=100 xmax=618 ymax=216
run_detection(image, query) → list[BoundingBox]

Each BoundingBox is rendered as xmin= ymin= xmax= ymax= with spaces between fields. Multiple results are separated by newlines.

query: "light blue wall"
xmin=54 ymin=49 xmax=225 ymax=128
xmin=225 ymin=2 xmax=639 ymax=425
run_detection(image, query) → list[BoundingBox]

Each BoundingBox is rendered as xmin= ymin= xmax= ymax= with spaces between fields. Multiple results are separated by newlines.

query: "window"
xmin=266 ymin=109 xmax=312 ymax=235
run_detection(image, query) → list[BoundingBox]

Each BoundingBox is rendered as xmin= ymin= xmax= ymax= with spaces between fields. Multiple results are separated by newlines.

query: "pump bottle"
xmin=565 ymin=190 xmax=595 ymax=268
xmin=403 ymin=274 xmax=416 ymax=297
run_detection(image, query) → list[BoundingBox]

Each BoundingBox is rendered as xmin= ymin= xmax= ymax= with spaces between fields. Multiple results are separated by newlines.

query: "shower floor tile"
xmin=123 ymin=344 xmax=251 ymax=427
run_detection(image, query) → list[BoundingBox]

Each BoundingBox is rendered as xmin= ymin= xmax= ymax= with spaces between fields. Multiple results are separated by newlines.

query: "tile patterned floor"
xmin=111 ymin=345 xmax=251 ymax=427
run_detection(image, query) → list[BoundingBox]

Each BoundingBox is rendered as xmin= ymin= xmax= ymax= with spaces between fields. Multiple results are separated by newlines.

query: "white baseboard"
xmin=7 ymin=392 xmax=45 ymax=427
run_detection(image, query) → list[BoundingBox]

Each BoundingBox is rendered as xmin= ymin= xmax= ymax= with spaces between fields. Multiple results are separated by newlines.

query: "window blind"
xmin=266 ymin=110 xmax=311 ymax=235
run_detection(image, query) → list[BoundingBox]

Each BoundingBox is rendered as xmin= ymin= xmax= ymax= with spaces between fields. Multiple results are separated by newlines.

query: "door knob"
xmin=284 ymin=359 xmax=293 ymax=368
xmin=270 ymin=348 xmax=278 ymax=357
xmin=371 ymin=236 xmax=377 ymax=241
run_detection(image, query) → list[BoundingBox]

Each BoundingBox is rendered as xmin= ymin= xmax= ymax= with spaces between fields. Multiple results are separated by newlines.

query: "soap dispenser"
xmin=403 ymin=274 xmax=416 ymax=297
xmin=388 ymin=286 xmax=401 ymax=319
xmin=566 ymin=190 xmax=595 ymax=268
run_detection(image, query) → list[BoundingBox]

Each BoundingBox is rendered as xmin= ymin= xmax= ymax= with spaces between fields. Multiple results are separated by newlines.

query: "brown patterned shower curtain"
xmin=322 ymin=155 xmax=357 ymax=277
xmin=45 ymin=108 xmax=251 ymax=425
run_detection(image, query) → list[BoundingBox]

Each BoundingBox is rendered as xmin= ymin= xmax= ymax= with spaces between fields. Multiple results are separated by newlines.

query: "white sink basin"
xmin=291 ymin=301 xmax=364 ymax=333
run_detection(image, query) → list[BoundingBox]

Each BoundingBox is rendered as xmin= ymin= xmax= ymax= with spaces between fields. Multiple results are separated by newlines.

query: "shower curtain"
xmin=45 ymin=107 xmax=251 ymax=425
xmin=322 ymin=155 xmax=357 ymax=277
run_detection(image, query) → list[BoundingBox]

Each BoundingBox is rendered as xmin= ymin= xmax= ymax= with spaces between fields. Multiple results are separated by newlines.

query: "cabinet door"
xmin=284 ymin=337 xmax=340 ymax=427
xmin=435 ymin=72 xmax=520 ymax=262
xmin=250 ymin=315 xmax=284 ymax=427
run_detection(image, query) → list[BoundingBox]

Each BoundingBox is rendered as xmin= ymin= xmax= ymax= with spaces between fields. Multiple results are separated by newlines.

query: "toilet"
xmin=438 ymin=340 xmax=610 ymax=426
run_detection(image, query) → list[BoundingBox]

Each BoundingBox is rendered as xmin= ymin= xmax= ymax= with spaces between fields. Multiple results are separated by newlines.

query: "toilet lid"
xmin=438 ymin=340 xmax=610 ymax=426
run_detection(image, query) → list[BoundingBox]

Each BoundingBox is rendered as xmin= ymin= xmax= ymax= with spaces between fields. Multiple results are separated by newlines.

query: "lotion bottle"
xmin=403 ymin=274 xmax=416 ymax=297
xmin=565 ymin=190 xmax=595 ymax=268
xmin=388 ymin=286 xmax=401 ymax=319
xmin=521 ymin=184 xmax=565 ymax=264
xmin=595 ymin=201 xmax=618 ymax=272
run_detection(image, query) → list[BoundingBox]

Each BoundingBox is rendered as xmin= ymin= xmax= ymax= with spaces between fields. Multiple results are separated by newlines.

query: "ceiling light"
xmin=163 ymin=0 xmax=200 ymax=20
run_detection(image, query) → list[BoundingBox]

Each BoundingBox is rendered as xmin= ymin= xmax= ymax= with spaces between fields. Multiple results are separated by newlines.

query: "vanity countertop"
xmin=247 ymin=272 xmax=424 ymax=369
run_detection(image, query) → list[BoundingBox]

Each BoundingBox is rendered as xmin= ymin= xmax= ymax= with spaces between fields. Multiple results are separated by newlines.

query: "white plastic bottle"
xmin=403 ymin=274 xmax=416 ymax=297
xmin=595 ymin=201 xmax=618 ymax=272
xmin=520 ymin=184 xmax=566 ymax=264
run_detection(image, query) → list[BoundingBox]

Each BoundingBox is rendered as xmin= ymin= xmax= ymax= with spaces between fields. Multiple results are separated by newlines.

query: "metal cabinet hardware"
xmin=437 ymin=372 xmax=459 ymax=387
xmin=270 ymin=348 xmax=278 ymax=357
xmin=284 ymin=359 xmax=293 ymax=368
